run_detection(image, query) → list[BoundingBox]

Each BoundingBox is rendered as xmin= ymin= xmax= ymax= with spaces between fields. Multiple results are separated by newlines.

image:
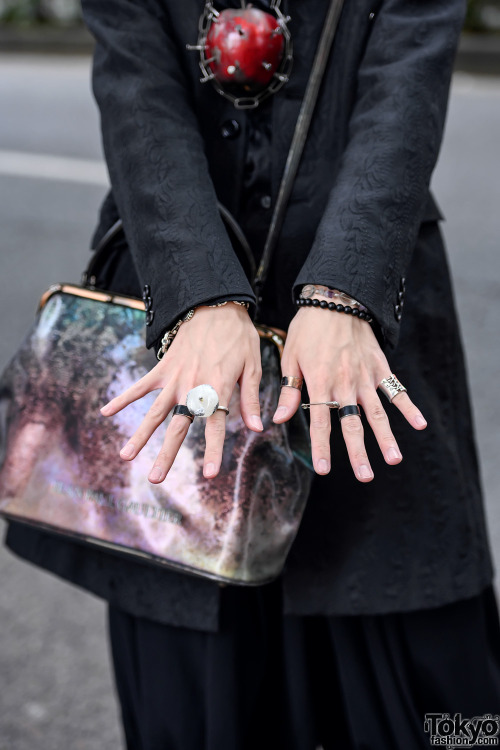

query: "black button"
xmin=260 ymin=195 xmax=272 ymax=209
xmin=400 ymin=277 xmax=406 ymax=291
xmin=143 ymin=284 xmax=151 ymax=296
xmin=143 ymin=295 xmax=152 ymax=311
xmin=145 ymin=310 xmax=155 ymax=326
xmin=398 ymin=290 xmax=405 ymax=302
xmin=394 ymin=304 xmax=402 ymax=322
xmin=220 ymin=119 xmax=240 ymax=140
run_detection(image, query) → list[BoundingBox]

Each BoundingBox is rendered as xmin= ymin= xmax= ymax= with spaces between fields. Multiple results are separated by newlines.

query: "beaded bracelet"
xmin=156 ymin=300 xmax=250 ymax=361
xmin=300 ymin=284 xmax=368 ymax=313
xmin=295 ymin=296 xmax=373 ymax=324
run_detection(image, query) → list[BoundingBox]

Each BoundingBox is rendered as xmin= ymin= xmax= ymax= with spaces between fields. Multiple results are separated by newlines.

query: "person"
xmin=5 ymin=0 xmax=500 ymax=747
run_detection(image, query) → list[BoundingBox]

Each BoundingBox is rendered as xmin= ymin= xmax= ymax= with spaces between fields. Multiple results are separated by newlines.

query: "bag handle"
xmin=253 ymin=0 xmax=345 ymax=315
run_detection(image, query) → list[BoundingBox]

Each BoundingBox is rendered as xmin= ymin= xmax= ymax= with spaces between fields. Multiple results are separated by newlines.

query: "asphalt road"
xmin=0 ymin=55 xmax=499 ymax=750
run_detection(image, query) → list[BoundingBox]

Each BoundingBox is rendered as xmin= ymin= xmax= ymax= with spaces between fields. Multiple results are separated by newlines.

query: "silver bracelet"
xmin=157 ymin=308 xmax=195 ymax=361
xmin=208 ymin=300 xmax=250 ymax=309
xmin=156 ymin=301 xmax=250 ymax=361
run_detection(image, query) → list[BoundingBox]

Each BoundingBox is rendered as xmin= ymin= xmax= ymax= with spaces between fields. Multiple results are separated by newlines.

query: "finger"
xmin=390 ymin=391 xmax=427 ymax=430
xmin=273 ymin=357 xmax=303 ymax=423
xmin=101 ymin=370 xmax=160 ymax=416
xmin=361 ymin=391 xmax=403 ymax=465
xmin=119 ymin=388 xmax=175 ymax=461
xmin=203 ymin=413 xmax=228 ymax=478
xmin=202 ymin=381 xmax=236 ymax=478
xmin=338 ymin=399 xmax=374 ymax=482
xmin=307 ymin=395 xmax=332 ymax=475
xmin=239 ymin=361 xmax=263 ymax=432
xmin=148 ymin=412 xmax=192 ymax=483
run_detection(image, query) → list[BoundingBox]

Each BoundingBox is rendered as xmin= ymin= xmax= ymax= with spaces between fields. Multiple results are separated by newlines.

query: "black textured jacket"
xmin=5 ymin=0 xmax=495 ymax=631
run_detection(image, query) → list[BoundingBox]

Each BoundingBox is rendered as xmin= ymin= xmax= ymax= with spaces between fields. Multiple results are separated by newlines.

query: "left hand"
xmin=273 ymin=303 xmax=427 ymax=481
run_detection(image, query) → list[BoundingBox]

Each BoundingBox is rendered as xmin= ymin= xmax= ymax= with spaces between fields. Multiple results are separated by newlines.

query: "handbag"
xmin=0 ymin=0 xmax=344 ymax=586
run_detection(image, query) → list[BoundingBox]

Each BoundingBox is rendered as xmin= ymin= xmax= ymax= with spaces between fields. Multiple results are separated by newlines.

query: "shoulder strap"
xmin=253 ymin=0 xmax=345 ymax=311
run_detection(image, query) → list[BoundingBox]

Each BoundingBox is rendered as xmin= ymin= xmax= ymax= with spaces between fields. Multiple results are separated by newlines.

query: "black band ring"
xmin=338 ymin=404 xmax=361 ymax=421
xmin=172 ymin=404 xmax=194 ymax=423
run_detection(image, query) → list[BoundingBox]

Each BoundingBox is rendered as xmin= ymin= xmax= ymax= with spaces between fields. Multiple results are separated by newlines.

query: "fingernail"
xmin=273 ymin=406 xmax=288 ymax=421
xmin=358 ymin=465 xmax=374 ymax=480
xmin=100 ymin=404 xmax=112 ymax=415
xmin=318 ymin=458 xmax=330 ymax=474
xmin=120 ymin=443 xmax=135 ymax=459
xmin=205 ymin=462 xmax=216 ymax=478
xmin=149 ymin=466 xmax=163 ymax=482
xmin=415 ymin=414 xmax=427 ymax=427
xmin=386 ymin=448 xmax=402 ymax=462
xmin=250 ymin=415 xmax=263 ymax=431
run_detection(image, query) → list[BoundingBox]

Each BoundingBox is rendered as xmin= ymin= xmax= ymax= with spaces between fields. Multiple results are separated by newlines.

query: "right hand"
xmin=99 ymin=303 xmax=263 ymax=482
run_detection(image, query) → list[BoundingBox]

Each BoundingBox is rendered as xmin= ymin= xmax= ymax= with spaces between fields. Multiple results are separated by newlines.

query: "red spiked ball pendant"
xmin=187 ymin=2 xmax=293 ymax=109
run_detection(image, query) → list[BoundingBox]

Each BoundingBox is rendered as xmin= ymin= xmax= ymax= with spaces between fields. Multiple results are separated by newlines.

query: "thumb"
xmin=239 ymin=363 xmax=264 ymax=432
xmin=273 ymin=358 xmax=303 ymax=423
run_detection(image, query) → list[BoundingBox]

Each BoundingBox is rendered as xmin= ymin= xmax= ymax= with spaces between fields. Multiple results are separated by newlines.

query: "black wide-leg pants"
xmin=107 ymin=579 xmax=500 ymax=750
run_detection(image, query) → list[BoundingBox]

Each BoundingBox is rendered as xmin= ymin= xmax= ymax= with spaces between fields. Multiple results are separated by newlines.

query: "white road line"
xmin=0 ymin=150 xmax=109 ymax=186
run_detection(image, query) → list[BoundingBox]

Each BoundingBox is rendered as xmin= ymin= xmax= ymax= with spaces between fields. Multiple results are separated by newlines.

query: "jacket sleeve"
xmin=81 ymin=0 xmax=256 ymax=350
xmin=292 ymin=0 xmax=466 ymax=349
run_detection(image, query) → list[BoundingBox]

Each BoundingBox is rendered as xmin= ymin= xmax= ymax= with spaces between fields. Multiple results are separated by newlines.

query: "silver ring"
xmin=378 ymin=374 xmax=407 ymax=403
xmin=301 ymin=401 xmax=340 ymax=410
xmin=216 ymin=406 xmax=230 ymax=415
xmin=186 ymin=384 xmax=219 ymax=417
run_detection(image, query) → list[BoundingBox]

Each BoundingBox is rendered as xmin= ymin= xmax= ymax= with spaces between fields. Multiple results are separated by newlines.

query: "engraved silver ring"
xmin=378 ymin=374 xmax=407 ymax=403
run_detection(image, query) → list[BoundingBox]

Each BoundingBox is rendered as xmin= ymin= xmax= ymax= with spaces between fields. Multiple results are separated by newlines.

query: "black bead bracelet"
xmin=296 ymin=296 xmax=373 ymax=324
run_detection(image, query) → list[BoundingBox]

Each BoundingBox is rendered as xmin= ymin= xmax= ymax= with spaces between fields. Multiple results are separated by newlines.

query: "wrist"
xmin=300 ymin=284 xmax=368 ymax=312
xmin=156 ymin=300 xmax=250 ymax=361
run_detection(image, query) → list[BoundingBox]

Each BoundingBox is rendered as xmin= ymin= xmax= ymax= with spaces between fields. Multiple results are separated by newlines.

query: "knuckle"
xmin=369 ymin=404 xmax=388 ymax=423
xmin=246 ymin=361 xmax=262 ymax=380
xmin=206 ymin=418 xmax=226 ymax=438
xmin=307 ymin=368 xmax=330 ymax=389
xmin=156 ymin=448 xmax=174 ymax=465
xmin=169 ymin=417 xmax=190 ymax=437
xmin=335 ymin=363 xmax=350 ymax=383
xmin=373 ymin=349 xmax=389 ymax=370
xmin=312 ymin=440 xmax=330 ymax=453
xmin=148 ymin=404 xmax=166 ymax=422
xmin=244 ymin=398 xmax=261 ymax=413
xmin=310 ymin=416 xmax=331 ymax=431
xmin=250 ymin=327 xmax=261 ymax=345
xmin=342 ymin=417 xmax=363 ymax=435
xmin=380 ymin=433 xmax=396 ymax=446
xmin=353 ymin=451 xmax=369 ymax=463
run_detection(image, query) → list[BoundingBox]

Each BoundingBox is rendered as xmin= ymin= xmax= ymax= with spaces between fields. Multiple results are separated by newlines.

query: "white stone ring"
xmin=186 ymin=384 xmax=219 ymax=417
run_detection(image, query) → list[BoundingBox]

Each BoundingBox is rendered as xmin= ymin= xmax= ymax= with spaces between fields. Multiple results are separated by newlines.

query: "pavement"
xmin=0 ymin=55 xmax=499 ymax=750
xmin=1 ymin=26 xmax=500 ymax=73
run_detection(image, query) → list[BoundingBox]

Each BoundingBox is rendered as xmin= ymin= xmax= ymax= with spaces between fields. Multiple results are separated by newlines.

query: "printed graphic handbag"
xmin=0 ymin=0 xmax=344 ymax=585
